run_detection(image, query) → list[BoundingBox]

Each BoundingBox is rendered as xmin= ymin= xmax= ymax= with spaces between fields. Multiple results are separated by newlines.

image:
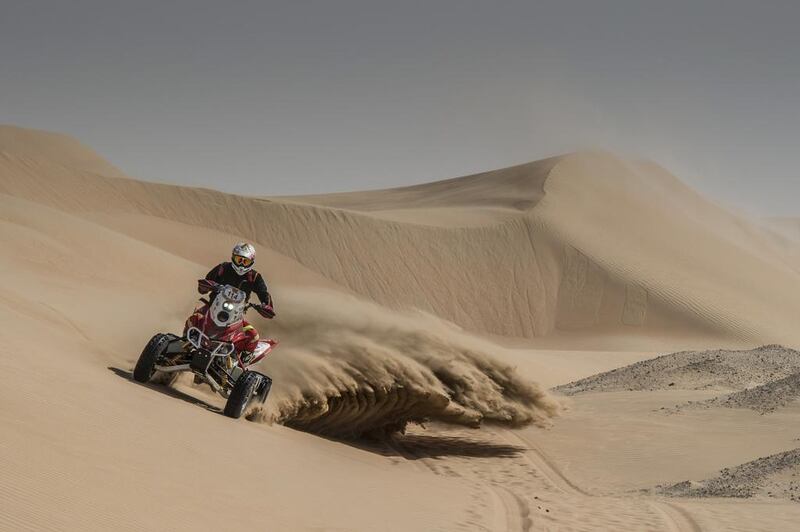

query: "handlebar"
xmin=196 ymin=299 xmax=275 ymax=319
xmin=249 ymin=303 xmax=276 ymax=319
xmin=197 ymin=278 xmax=219 ymax=294
xmin=197 ymin=279 xmax=275 ymax=318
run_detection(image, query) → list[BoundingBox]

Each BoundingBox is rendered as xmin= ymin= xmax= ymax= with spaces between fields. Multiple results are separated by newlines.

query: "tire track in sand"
xmin=498 ymin=429 xmax=590 ymax=496
xmin=388 ymin=434 xmax=530 ymax=531
xmin=490 ymin=487 xmax=530 ymax=532
xmin=648 ymin=501 xmax=702 ymax=532
xmin=503 ymin=429 xmax=702 ymax=532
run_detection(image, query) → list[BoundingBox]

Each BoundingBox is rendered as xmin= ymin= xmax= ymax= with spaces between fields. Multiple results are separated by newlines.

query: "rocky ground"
xmin=554 ymin=345 xmax=800 ymax=397
xmin=693 ymin=372 xmax=800 ymax=414
xmin=555 ymin=345 xmax=800 ymax=505
xmin=657 ymin=448 xmax=800 ymax=503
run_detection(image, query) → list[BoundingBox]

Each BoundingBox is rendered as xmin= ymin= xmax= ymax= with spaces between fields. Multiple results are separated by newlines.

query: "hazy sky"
xmin=2 ymin=1 xmax=799 ymax=214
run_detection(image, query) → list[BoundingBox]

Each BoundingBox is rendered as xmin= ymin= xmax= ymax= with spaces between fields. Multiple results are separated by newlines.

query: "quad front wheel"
xmin=224 ymin=371 xmax=263 ymax=419
xmin=133 ymin=334 xmax=169 ymax=383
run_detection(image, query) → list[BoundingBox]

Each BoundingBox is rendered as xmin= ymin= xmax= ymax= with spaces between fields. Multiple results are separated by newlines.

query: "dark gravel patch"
xmin=658 ymin=448 xmax=800 ymax=502
xmin=554 ymin=345 xmax=800 ymax=396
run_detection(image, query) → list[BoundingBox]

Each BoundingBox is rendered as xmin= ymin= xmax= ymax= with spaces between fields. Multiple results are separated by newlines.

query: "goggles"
xmin=232 ymin=254 xmax=254 ymax=267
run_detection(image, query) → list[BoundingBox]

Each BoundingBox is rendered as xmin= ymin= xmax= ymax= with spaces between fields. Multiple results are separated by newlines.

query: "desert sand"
xmin=2 ymin=124 xmax=800 ymax=530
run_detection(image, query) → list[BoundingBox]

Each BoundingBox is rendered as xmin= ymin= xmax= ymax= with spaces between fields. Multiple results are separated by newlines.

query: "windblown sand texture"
xmin=4 ymin=125 xmax=800 ymax=530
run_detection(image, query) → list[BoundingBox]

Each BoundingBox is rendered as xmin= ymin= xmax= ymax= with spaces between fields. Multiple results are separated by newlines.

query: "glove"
xmin=259 ymin=304 xmax=276 ymax=319
xmin=197 ymin=279 xmax=218 ymax=294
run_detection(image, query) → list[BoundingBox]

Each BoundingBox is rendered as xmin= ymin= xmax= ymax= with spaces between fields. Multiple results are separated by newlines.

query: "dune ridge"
xmin=0 ymin=125 xmax=126 ymax=177
xmin=3 ymin=126 xmax=789 ymax=345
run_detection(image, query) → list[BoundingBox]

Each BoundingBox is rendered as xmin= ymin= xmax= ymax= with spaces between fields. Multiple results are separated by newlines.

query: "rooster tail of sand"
xmin=246 ymin=289 xmax=560 ymax=437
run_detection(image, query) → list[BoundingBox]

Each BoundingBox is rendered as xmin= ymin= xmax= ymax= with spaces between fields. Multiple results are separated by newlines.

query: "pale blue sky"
xmin=2 ymin=1 xmax=799 ymax=214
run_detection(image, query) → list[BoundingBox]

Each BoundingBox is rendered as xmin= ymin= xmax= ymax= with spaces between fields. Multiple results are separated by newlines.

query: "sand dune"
xmin=0 ymin=180 xmax=497 ymax=531
xmin=0 ymin=125 xmax=126 ymax=177
xmin=5 ymin=126 xmax=800 ymax=344
xmin=0 ymin=126 xmax=562 ymax=530
xmin=0 ymin=179 xmax=557 ymax=438
xmin=275 ymin=158 xmax=557 ymax=226
xmin=4 ymin=125 xmax=800 ymax=530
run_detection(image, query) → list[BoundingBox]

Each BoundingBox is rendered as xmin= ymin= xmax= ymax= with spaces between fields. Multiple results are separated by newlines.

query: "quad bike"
xmin=133 ymin=280 xmax=278 ymax=418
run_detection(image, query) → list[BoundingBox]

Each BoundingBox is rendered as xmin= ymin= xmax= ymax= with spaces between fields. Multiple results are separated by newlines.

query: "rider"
xmin=195 ymin=242 xmax=275 ymax=363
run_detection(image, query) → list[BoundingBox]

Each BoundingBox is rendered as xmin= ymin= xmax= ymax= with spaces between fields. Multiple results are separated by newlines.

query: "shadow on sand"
xmin=108 ymin=366 xmax=221 ymax=415
xmin=110 ymin=366 xmax=526 ymax=459
xmin=356 ymin=432 xmax=527 ymax=460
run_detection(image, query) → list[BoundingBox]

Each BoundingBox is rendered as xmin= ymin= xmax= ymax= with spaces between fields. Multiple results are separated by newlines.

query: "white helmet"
xmin=231 ymin=242 xmax=256 ymax=275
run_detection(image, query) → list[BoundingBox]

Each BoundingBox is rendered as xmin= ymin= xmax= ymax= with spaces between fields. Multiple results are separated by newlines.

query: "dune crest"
xmin=1 ymin=127 xmax=776 ymax=344
xmin=0 ymin=125 xmax=126 ymax=177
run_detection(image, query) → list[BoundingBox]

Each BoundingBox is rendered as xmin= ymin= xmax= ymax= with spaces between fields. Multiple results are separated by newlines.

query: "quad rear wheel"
xmin=133 ymin=334 xmax=169 ymax=383
xmin=224 ymin=371 xmax=263 ymax=419
xmin=255 ymin=375 xmax=272 ymax=404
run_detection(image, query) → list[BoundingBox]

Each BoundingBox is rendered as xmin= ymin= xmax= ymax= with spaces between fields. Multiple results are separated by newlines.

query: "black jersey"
xmin=205 ymin=262 xmax=272 ymax=305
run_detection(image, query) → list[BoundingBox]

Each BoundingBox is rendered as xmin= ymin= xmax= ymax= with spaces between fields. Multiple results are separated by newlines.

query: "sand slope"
xmin=5 ymin=125 xmax=800 ymax=344
xmin=0 ymin=125 xmax=126 ymax=177
xmin=4 ymin=125 xmax=800 ymax=530
xmin=0 ymin=126 xmax=558 ymax=530
xmin=0 ymin=191 xmax=492 ymax=531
